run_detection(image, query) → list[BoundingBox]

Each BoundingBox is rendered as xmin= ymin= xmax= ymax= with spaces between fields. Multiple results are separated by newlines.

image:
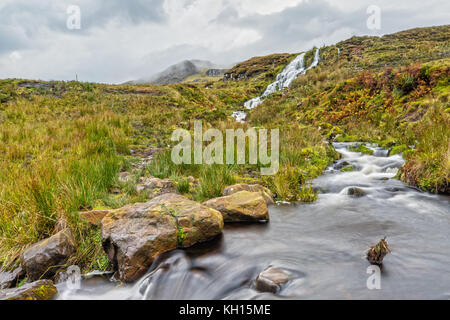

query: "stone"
xmin=0 ymin=280 xmax=57 ymax=300
xmin=223 ymin=184 xmax=274 ymax=205
xmin=203 ymin=191 xmax=269 ymax=222
xmin=136 ymin=177 xmax=177 ymax=198
xmin=101 ymin=193 xmax=223 ymax=282
xmin=255 ymin=267 xmax=290 ymax=293
xmin=79 ymin=210 xmax=110 ymax=226
xmin=347 ymin=187 xmax=366 ymax=198
xmin=0 ymin=267 xmax=24 ymax=289
xmin=20 ymin=229 xmax=77 ymax=281
xmin=367 ymin=238 xmax=391 ymax=265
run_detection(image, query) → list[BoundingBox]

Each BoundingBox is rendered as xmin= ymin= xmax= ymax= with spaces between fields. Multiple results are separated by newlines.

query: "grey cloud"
xmin=0 ymin=0 xmax=166 ymax=36
xmin=0 ymin=0 xmax=449 ymax=83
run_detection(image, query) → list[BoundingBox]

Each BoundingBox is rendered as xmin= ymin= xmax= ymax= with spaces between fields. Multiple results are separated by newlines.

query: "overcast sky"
xmin=0 ymin=0 xmax=448 ymax=84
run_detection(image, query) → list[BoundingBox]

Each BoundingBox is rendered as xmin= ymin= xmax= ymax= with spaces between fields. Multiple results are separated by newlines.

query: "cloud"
xmin=0 ymin=0 xmax=448 ymax=83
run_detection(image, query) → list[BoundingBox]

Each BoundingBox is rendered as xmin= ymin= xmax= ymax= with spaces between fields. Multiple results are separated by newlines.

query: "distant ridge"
xmin=128 ymin=60 xmax=226 ymax=85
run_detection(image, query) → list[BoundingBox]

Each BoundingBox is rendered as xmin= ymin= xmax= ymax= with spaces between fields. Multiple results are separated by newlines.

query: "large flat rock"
xmin=101 ymin=193 xmax=223 ymax=282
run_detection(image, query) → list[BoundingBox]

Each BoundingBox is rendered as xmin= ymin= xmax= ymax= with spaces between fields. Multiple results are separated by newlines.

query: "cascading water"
xmin=57 ymin=142 xmax=450 ymax=300
xmin=232 ymin=48 xmax=320 ymax=122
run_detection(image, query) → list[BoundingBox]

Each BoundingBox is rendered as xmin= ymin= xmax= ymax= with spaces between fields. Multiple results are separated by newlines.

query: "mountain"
xmin=129 ymin=59 xmax=226 ymax=85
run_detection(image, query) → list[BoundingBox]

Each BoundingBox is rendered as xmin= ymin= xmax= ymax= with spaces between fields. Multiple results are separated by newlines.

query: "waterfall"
xmin=233 ymin=48 xmax=320 ymax=121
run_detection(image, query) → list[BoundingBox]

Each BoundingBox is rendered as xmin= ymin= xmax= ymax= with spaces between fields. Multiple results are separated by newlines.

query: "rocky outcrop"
xmin=20 ymin=229 xmax=77 ymax=281
xmin=206 ymin=69 xmax=225 ymax=77
xmin=203 ymin=191 xmax=269 ymax=222
xmin=254 ymin=267 xmax=290 ymax=293
xmin=0 ymin=267 xmax=24 ymax=289
xmin=0 ymin=280 xmax=57 ymax=300
xmin=223 ymin=184 xmax=274 ymax=205
xmin=101 ymin=193 xmax=223 ymax=282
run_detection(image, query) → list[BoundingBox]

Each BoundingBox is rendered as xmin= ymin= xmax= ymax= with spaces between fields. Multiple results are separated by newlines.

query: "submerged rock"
xmin=203 ymin=191 xmax=269 ymax=222
xmin=20 ymin=229 xmax=77 ymax=281
xmin=347 ymin=187 xmax=366 ymax=198
xmin=0 ymin=280 xmax=57 ymax=300
xmin=101 ymin=193 xmax=223 ymax=282
xmin=367 ymin=238 xmax=391 ymax=265
xmin=255 ymin=267 xmax=290 ymax=293
xmin=0 ymin=267 xmax=24 ymax=289
xmin=223 ymin=184 xmax=274 ymax=205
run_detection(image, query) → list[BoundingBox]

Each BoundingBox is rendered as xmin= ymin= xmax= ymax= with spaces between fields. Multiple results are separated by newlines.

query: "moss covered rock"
xmin=203 ymin=191 xmax=269 ymax=222
xmin=101 ymin=193 xmax=223 ymax=282
xmin=223 ymin=184 xmax=274 ymax=205
xmin=0 ymin=280 xmax=57 ymax=300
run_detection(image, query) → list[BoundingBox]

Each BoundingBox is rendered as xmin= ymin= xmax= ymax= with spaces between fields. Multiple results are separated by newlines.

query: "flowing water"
xmin=232 ymin=48 xmax=320 ymax=122
xmin=57 ymin=142 xmax=450 ymax=300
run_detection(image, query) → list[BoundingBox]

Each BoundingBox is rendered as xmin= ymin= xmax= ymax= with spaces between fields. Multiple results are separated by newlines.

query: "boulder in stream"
xmin=223 ymin=184 xmax=274 ymax=205
xmin=101 ymin=193 xmax=223 ymax=282
xmin=347 ymin=187 xmax=366 ymax=198
xmin=20 ymin=229 xmax=77 ymax=281
xmin=367 ymin=238 xmax=391 ymax=265
xmin=0 ymin=280 xmax=57 ymax=300
xmin=203 ymin=191 xmax=269 ymax=222
xmin=255 ymin=267 xmax=290 ymax=293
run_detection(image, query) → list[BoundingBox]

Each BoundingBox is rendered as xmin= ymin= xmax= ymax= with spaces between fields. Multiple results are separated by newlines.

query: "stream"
xmin=57 ymin=142 xmax=450 ymax=300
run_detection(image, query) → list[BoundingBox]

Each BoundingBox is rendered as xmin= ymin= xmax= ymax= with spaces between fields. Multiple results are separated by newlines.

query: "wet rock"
xmin=136 ymin=177 xmax=176 ymax=198
xmin=367 ymin=238 xmax=391 ymax=265
xmin=101 ymin=193 xmax=223 ymax=282
xmin=340 ymin=164 xmax=354 ymax=172
xmin=20 ymin=229 xmax=77 ymax=281
xmin=79 ymin=209 xmax=111 ymax=226
xmin=334 ymin=160 xmax=350 ymax=170
xmin=347 ymin=187 xmax=366 ymax=198
xmin=0 ymin=280 xmax=57 ymax=300
xmin=223 ymin=184 xmax=274 ymax=205
xmin=255 ymin=267 xmax=290 ymax=293
xmin=0 ymin=267 xmax=24 ymax=289
xmin=203 ymin=191 xmax=269 ymax=222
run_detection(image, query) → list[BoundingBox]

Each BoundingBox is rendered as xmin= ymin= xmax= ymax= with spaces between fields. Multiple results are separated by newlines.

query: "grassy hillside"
xmin=0 ymin=25 xmax=448 ymax=272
